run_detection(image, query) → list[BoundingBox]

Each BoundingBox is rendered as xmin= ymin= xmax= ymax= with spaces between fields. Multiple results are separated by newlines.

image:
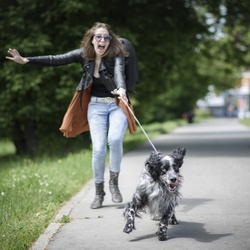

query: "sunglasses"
xmin=94 ymin=34 xmax=112 ymax=42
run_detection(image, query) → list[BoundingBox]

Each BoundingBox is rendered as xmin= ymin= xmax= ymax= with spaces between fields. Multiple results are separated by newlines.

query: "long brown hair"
xmin=81 ymin=22 xmax=128 ymax=60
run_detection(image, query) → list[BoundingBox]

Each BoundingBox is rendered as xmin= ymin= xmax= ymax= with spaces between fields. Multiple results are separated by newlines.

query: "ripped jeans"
xmin=87 ymin=101 xmax=128 ymax=183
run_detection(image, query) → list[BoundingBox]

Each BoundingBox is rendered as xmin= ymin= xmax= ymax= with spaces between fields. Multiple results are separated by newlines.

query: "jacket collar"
xmin=84 ymin=59 xmax=106 ymax=73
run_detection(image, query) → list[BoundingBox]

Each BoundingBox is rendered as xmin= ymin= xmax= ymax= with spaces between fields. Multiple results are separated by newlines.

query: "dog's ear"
xmin=145 ymin=152 xmax=163 ymax=181
xmin=169 ymin=147 xmax=186 ymax=168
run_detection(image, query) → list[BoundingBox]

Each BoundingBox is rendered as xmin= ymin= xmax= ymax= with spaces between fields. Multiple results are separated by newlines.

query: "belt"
xmin=90 ymin=96 xmax=116 ymax=104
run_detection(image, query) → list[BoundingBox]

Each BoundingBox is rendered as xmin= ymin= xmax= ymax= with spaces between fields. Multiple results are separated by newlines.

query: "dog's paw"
xmin=169 ymin=218 xmax=178 ymax=225
xmin=156 ymin=227 xmax=168 ymax=241
xmin=123 ymin=223 xmax=135 ymax=234
xmin=169 ymin=214 xmax=178 ymax=225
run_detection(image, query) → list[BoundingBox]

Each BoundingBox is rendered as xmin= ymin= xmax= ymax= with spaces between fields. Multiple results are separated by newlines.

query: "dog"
xmin=123 ymin=147 xmax=186 ymax=241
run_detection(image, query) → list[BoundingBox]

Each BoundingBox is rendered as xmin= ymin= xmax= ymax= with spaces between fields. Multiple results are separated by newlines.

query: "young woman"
xmin=6 ymin=22 xmax=137 ymax=209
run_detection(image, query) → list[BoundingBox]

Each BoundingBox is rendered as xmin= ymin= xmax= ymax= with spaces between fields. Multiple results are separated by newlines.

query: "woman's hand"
xmin=6 ymin=49 xmax=29 ymax=64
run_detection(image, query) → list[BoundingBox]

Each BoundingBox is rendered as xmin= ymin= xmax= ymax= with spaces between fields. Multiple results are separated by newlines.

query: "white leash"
xmin=120 ymin=97 xmax=158 ymax=153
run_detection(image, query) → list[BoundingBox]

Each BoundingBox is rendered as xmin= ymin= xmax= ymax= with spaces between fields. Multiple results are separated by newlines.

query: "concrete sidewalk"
xmin=33 ymin=118 xmax=250 ymax=250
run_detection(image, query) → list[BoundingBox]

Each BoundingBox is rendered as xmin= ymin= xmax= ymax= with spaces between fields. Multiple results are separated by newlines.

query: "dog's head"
xmin=145 ymin=147 xmax=186 ymax=192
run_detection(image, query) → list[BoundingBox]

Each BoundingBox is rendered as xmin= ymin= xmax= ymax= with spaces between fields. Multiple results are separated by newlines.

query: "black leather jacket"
xmin=27 ymin=49 xmax=126 ymax=92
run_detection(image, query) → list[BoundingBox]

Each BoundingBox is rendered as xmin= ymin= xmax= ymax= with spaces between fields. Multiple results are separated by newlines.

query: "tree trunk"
xmin=12 ymin=119 xmax=38 ymax=156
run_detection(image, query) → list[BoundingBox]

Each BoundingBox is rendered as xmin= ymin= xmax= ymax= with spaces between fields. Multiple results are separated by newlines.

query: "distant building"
xmin=197 ymin=72 xmax=250 ymax=118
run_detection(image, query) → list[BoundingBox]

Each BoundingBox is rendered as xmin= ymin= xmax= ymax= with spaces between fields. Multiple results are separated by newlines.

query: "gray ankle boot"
xmin=90 ymin=182 xmax=106 ymax=209
xmin=109 ymin=171 xmax=123 ymax=203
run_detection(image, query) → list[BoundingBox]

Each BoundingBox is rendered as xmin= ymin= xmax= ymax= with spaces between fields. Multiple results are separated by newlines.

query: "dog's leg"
xmin=123 ymin=194 xmax=144 ymax=234
xmin=123 ymin=202 xmax=136 ymax=234
xmin=156 ymin=214 xmax=169 ymax=241
xmin=169 ymin=213 xmax=178 ymax=225
xmin=156 ymin=206 xmax=175 ymax=241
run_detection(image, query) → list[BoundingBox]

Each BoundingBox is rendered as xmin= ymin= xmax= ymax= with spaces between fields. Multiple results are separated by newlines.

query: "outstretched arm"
xmin=6 ymin=48 xmax=84 ymax=66
xmin=6 ymin=49 xmax=29 ymax=64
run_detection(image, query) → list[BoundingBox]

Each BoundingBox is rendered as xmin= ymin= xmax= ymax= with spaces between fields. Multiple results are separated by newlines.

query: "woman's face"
xmin=92 ymin=27 xmax=111 ymax=57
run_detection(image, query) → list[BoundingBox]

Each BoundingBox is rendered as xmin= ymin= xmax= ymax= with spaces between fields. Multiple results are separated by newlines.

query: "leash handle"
xmin=120 ymin=97 xmax=158 ymax=153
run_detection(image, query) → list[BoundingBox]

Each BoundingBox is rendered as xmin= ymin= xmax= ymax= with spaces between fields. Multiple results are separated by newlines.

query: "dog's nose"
xmin=170 ymin=178 xmax=177 ymax=183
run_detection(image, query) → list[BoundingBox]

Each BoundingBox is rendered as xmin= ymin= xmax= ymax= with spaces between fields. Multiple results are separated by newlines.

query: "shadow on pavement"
xmin=170 ymin=220 xmax=232 ymax=243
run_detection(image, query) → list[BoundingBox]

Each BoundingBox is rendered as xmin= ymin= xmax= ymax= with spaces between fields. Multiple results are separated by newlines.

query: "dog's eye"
xmin=161 ymin=168 xmax=167 ymax=174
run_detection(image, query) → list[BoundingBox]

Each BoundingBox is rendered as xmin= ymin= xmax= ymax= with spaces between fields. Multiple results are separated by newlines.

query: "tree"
xmin=0 ymin=0 xmax=94 ymax=154
xmin=201 ymin=0 xmax=250 ymax=72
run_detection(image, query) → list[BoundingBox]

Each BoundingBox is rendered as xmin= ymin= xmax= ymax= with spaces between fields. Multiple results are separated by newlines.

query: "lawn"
xmin=0 ymin=150 xmax=92 ymax=250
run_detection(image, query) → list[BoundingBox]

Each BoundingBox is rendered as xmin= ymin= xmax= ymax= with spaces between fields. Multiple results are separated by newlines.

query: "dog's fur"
xmin=123 ymin=147 xmax=186 ymax=241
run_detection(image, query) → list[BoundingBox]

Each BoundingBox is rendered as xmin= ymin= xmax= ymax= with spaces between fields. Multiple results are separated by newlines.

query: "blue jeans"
xmin=87 ymin=101 xmax=128 ymax=183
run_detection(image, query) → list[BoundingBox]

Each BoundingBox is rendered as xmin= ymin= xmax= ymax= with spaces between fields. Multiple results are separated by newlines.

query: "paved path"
xmin=33 ymin=118 xmax=250 ymax=250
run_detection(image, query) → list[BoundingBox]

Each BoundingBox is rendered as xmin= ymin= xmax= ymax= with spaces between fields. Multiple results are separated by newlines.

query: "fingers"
xmin=119 ymin=96 xmax=128 ymax=106
xmin=7 ymin=48 xmax=20 ymax=57
xmin=6 ymin=48 xmax=16 ymax=60
xmin=111 ymin=90 xmax=119 ymax=96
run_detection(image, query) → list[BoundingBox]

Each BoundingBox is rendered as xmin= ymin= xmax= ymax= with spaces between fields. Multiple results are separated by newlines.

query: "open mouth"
xmin=168 ymin=184 xmax=178 ymax=192
xmin=98 ymin=44 xmax=106 ymax=52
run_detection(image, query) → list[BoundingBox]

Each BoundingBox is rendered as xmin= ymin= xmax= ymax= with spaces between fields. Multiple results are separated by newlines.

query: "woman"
xmin=6 ymin=22 xmax=137 ymax=209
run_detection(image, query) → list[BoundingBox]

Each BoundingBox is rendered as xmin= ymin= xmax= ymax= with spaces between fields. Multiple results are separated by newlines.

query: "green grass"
xmin=0 ymin=119 xmax=186 ymax=250
xmin=0 ymin=151 xmax=92 ymax=250
xmin=240 ymin=118 xmax=250 ymax=127
xmin=123 ymin=119 xmax=185 ymax=152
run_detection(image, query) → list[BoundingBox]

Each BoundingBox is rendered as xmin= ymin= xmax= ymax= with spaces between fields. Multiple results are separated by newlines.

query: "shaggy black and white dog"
xmin=123 ymin=147 xmax=186 ymax=241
